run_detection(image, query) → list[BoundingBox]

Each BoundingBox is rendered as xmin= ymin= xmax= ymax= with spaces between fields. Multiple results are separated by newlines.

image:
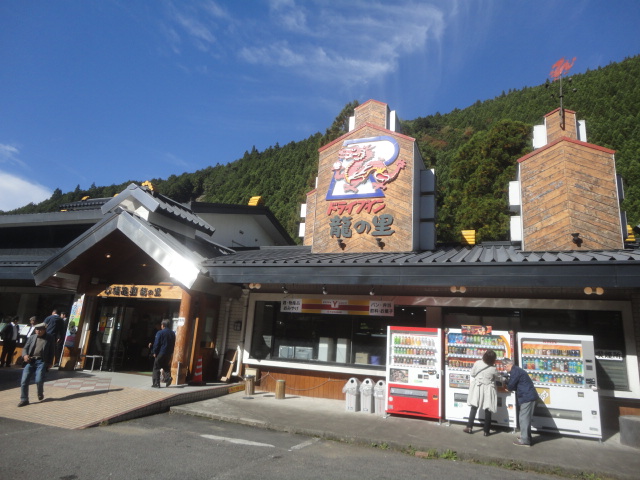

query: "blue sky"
xmin=1 ymin=0 xmax=640 ymax=211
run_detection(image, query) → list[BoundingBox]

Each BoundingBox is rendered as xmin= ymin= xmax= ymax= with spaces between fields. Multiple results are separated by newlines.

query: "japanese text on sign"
xmin=329 ymin=213 xmax=395 ymax=239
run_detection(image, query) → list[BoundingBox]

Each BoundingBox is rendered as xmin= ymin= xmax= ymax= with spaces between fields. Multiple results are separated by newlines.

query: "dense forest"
xmin=4 ymin=56 xmax=640 ymax=245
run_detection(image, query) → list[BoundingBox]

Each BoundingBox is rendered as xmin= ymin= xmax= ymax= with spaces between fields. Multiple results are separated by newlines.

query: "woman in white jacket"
xmin=463 ymin=349 xmax=498 ymax=436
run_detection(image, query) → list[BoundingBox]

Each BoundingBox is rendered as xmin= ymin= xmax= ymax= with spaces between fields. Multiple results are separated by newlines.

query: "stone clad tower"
xmin=510 ymin=108 xmax=625 ymax=251
xmin=302 ymin=100 xmax=435 ymax=253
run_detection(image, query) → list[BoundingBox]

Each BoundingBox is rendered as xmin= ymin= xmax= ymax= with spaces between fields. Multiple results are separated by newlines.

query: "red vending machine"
xmin=386 ymin=326 xmax=442 ymax=419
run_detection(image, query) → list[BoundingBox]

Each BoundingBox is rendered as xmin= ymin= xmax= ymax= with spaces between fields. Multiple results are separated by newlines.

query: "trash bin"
xmin=244 ymin=375 xmax=255 ymax=396
xmin=342 ymin=377 xmax=361 ymax=412
xmin=373 ymin=380 xmax=386 ymax=416
xmin=360 ymin=378 xmax=374 ymax=414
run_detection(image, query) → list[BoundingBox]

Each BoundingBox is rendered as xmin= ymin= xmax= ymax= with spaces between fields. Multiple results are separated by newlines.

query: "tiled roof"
xmin=204 ymin=244 xmax=640 ymax=288
xmin=101 ymin=183 xmax=215 ymax=235
xmin=207 ymin=244 xmax=640 ymax=266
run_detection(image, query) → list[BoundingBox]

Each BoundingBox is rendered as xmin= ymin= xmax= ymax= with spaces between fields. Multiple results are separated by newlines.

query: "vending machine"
xmin=517 ymin=332 xmax=601 ymax=439
xmin=444 ymin=326 xmax=516 ymax=428
xmin=386 ymin=326 xmax=442 ymax=419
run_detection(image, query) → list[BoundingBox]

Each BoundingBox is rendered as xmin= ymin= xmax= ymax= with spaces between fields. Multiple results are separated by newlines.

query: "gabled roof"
xmin=189 ymin=201 xmax=295 ymax=246
xmin=204 ymin=244 xmax=640 ymax=288
xmin=102 ymin=183 xmax=215 ymax=235
xmin=34 ymin=208 xmax=233 ymax=291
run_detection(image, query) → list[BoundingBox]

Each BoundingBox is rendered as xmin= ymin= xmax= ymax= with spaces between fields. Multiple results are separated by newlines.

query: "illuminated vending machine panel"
xmin=386 ymin=326 xmax=442 ymax=419
xmin=517 ymin=332 xmax=601 ymax=439
xmin=445 ymin=327 xmax=516 ymax=428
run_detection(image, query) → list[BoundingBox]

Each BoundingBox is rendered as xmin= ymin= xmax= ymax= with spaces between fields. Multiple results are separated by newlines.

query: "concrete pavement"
xmin=171 ymin=388 xmax=640 ymax=480
xmin=0 ymin=365 xmax=237 ymax=429
xmin=1 ymin=366 xmax=638 ymax=479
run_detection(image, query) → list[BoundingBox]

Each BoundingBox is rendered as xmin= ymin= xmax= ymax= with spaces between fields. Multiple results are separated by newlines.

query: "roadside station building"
xmin=1 ymin=99 xmax=640 ymax=430
xmin=205 ymin=101 xmax=640 ymax=427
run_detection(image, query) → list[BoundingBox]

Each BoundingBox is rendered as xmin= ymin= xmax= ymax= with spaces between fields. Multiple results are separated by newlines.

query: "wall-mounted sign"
xmin=326 ymin=136 xmax=403 ymax=200
xmin=281 ymin=299 xmax=394 ymax=316
xmin=98 ymin=284 xmax=183 ymax=299
xmin=324 ymin=136 xmax=404 ymax=241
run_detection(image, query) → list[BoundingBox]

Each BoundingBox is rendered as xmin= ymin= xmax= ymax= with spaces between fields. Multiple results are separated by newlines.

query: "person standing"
xmin=463 ymin=349 xmax=498 ymax=436
xmin=504 ymin=358 xmax=538 ymax=447
xmin=43 ymin=309 xmax=64 ymax=366
xmin=151 ymin=319 xmax=175 ymax=388
xmin=1 ymin=316 xmax=21 ymax=367
xmin=18 ymin=323 xmax=55 ymax=406
xmin=22 ymin=316 xmax=38 ymax=343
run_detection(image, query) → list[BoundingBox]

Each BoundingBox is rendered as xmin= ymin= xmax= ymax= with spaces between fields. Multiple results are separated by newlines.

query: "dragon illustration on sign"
xmin=326 ymin=135 xmax=404 ymax=200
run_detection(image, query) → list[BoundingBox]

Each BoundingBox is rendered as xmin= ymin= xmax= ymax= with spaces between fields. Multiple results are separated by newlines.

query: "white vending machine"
xmin=386 ymin=326 xmax=442 ymax=420
xmin=517 ymin=332 xmax=602 ymax=439
xmin=445 ymin=327 xmax=516 ymax=429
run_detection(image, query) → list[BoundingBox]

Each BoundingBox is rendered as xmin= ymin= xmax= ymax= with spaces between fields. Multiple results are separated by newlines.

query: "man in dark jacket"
xmin=43 ymin=309 xmax=64 ymax=366
xmin=505 ymin=358 xmax=539 ymax=446
xmin=18 ymin=323 xmax=55 ymax=406
xmin=1 ymin=316 xmax=21 ymax=367
xmin=151 ymin=319 xmax=176 ymax=388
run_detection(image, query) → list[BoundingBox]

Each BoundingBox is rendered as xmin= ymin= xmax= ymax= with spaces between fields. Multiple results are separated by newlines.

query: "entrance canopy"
xmin=33 ymin=184 xmax=241 ymax=298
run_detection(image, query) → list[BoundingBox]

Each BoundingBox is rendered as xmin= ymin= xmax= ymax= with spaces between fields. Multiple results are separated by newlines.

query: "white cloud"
xmin=164 ymin=0 xmax=449 ymax=87
xmin=0 ymin=143 xmax=27 ymax=168
xmin=0 ymin=171 xmax=52 ymax=211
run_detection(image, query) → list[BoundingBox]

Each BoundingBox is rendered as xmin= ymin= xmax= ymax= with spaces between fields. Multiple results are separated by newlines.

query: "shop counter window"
xmin=249 ymin=302 xmax=424 ymax=367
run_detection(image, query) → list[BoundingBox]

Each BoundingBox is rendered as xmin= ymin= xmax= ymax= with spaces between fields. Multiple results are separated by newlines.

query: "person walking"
xmin=504 ymin=358 xmax=538 ymax=446
xmin=151 ymin=319 xmax=175 ymax=388
xmin=18 ymin=323 xmax=55 ymax=406
xmin=463 ymin=349 xmax=498 ymax=436
xmin=1 ymin=316 xmax=21 ymax=367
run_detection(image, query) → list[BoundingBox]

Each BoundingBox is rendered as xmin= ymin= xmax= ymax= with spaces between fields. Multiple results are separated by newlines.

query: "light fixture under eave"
xmin=282 ymin=284 xmax=289 ymax=294
xmin=584 ymin=287 xmax=604 ymax=295
xmin=369 ymin=287 xmax=375 ymax=296
xmin=322 ymin=285 xmax=328 ymax=295
xmin=450 ymin=286 xmax=467 ymax=294
xmin=105 ymin=253 xmax=112 ymax=259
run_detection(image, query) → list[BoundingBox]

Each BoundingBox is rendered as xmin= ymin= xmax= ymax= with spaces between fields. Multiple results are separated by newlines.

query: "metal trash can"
xmin=373 ymin=380 xmax=386 ymax=416
xmin=360 ymin=378 xmax=375 ymax=414
xmin=244 ymin=375 xmax=255 ymax=396
xmin=342 ymin=377 xmax=361 ymax=412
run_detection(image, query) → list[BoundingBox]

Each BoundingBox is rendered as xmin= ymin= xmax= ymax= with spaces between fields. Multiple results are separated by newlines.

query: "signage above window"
xmin=98 ymin=284 xmax=183 ymax=300
xmin=281 ymin=298 xmax=394 ymax=316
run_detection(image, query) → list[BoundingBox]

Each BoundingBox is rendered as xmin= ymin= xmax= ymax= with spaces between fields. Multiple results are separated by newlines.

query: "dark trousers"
xmin=152 ymin=354 xmax=172 ymax=386
xmin=467 ymin=405 xmax=492 ymax=433
xmin=55 ymin=339 xmax=64 ymax=366
xmin=1 ymin=340 xmax=17 ymax=366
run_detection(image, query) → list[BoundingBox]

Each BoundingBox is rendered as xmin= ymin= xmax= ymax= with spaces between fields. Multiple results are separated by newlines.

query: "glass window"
xmin=249 ymin=302 xmax=425 ymax=367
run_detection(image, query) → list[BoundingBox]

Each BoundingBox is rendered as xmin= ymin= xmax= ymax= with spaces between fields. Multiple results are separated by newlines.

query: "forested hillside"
xmin=5 ymin=57 xmax=640 ymax=246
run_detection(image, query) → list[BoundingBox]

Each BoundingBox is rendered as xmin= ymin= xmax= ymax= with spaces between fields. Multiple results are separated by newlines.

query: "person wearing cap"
xmin=18 ymin=323 xmax=55 ymax=407
xmin=504 ymin=358 xmax=538 ymax=447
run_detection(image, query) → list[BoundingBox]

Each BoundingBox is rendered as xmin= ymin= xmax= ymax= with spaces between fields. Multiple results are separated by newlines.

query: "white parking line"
xmin=289 ymin=438 xmax=319 ymax=451
xmin=201 ymin=434 xmax=275 ymax=448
